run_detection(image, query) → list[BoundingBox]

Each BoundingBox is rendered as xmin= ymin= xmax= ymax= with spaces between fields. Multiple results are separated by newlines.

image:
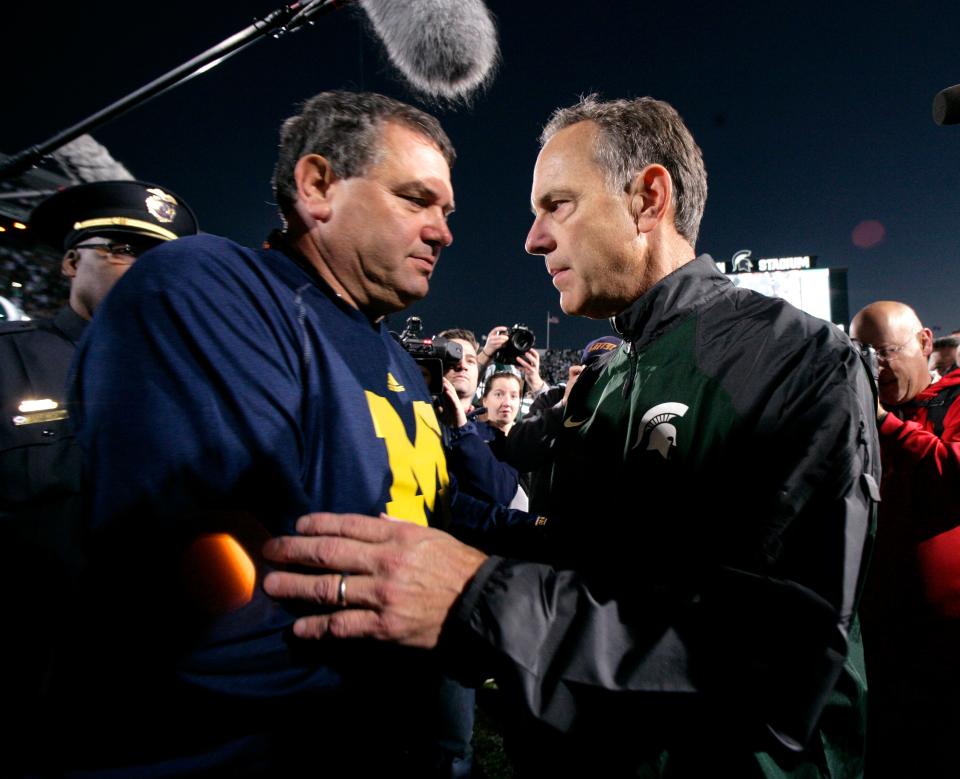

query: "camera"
xmin=493 ymin=324 xmax=535 ymax=365
xmin=855 ymin=342 xmax=880 ymax=387
xmin=394 ymin=316 xmax=463 ymax=396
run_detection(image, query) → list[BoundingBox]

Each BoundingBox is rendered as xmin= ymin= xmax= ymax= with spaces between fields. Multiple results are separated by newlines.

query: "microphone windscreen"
xmin=358 ymin=0 xmax=499 ymax=103
xmin=50 ymin=134 xmax=136 ymax=182
xmin=933 ymin=84 xmax=960 ymax=126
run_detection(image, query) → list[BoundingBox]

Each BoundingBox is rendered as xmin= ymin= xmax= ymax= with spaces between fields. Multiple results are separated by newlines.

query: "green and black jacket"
xmin=446 ymin=255 xmax=880 ymax=778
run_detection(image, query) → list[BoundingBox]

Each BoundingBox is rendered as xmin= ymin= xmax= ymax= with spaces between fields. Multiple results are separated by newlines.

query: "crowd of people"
xmin=0 ymin=242 xmax=68 ymax=318
xmin=0 ymin=88 xmax=956 ymax=779
xmin=537 ymin=347 xmax=581 ymax=386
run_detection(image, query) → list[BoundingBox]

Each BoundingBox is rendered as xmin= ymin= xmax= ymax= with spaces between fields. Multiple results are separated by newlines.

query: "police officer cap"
xmin=29 ymin=180 xmax=199 ymax=251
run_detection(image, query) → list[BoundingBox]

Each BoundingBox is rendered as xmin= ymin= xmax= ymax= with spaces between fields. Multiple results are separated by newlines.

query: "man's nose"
xmin=423 ymin=209 xmax=453 ymax=250
xmin=525 ymin=215 xmax=556 ymax=256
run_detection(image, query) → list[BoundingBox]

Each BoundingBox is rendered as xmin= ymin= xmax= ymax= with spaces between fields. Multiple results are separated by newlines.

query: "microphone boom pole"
xmin=0 ymin=0 xmax=343 ymax=181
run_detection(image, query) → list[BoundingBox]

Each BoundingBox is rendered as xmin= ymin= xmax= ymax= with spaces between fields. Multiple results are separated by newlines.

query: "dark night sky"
xmin=4 ymin=1 xmax=959 ymax=348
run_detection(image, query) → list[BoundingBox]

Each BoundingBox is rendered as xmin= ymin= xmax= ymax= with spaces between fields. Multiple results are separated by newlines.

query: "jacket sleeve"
xmin=502 ymin=401 xmax=565 ymax=473
xmin=445 ymin=480 xmax=549 ymax=559
xmin=880 ymin=395 xmax=960 ymax=613
xmin=445 ymin=422 xmax=521 ymax=506
xmin=440 ymin=339 xmax=880 ymax=754
xmin=879 ymin=405 xmax=960 ymax=538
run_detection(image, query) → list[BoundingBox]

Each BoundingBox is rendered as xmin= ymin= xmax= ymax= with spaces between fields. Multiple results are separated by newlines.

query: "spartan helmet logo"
xmin=731 ymin=249 xmax=754 ymax=273
xmin=633 ymin=402 xmax=689 ymax=459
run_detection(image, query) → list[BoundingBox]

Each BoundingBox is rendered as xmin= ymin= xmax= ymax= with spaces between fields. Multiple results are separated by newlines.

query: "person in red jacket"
xmin=851 ymin=300 xmax=960 ymax=777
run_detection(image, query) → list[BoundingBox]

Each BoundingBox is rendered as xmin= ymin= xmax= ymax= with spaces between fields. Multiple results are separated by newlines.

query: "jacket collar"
xmin=610 ymin=254 xmax=728 ymax=351
xmin=913 ymin=368 xmax=960 ymax=401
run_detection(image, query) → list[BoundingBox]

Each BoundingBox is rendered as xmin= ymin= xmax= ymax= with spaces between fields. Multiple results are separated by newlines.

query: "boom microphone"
xmin=50 ymin=135 xmax=135 ymax=183
xmin=357 ymin=0 xmax=499 ymax=103
xmin=0 ymin=0 xmax=499 ymax=181
xmin=933 ymin=84 xmax=960 ymax=125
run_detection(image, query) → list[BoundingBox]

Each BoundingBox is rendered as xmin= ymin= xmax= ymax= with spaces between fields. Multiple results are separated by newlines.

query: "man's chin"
xmin=393 ymin=281 xmax=430 ymax=309
xmin=451 ymin=382 xmax=473 ymax=399
xmin=559 ymin=293 xmax=584 ymax=317
xmin=562 ymin=296 xmax=616 ymax=320
xmin=368 ymin=289 xmax=427 ymax=321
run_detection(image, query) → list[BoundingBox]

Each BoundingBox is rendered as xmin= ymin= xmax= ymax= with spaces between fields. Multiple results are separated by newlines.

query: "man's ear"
xmin=627 ymin=164 xmax=673 ymax=234
xmin=61 ymin=250 xmax=79 ymax=279
xmin=293 ymin=154 xmax=338 ymax=222
xmin=921 ymin=327 xmax=935 ymax=358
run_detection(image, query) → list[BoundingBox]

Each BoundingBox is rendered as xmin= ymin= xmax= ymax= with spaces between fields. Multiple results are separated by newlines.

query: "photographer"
xmin=478 ymin=324 xmax=547 ymax=397
xmin=436 ymin=328 xmax=527 ymax=510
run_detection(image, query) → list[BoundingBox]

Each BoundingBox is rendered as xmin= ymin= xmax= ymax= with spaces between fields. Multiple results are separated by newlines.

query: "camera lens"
xmin=511 ymin=330 xmax=534 ymax=352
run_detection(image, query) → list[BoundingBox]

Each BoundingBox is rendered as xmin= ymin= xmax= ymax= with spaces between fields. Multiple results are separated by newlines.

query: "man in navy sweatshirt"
xmin=52 ymin=91 xmax=465 ymax=776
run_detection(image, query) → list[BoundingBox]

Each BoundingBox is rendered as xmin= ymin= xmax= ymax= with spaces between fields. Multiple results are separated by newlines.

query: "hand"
xmin=262 ymin=513 xmax=488 ymax=648
xmin=516 ymin=349 xmax=544 ymax=394
xmin=437 ymin=378 xmax=468 ymax=428
xmin=478 ymin=326 xmax=509 ymax=366
xmin=561 ymin=365 xmax=584 ymax=405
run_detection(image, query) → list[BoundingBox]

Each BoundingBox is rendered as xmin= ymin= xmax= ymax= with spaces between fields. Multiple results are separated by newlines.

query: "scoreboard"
xmin=718 ymin=251 xmax=849 ymax=331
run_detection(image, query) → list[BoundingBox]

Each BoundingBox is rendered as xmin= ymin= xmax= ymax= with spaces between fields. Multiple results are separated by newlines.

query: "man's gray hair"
xmin=540 ymin=95 xmax=707 ymax=246
xmin=273 ymin=91 xmax=456 ymax=217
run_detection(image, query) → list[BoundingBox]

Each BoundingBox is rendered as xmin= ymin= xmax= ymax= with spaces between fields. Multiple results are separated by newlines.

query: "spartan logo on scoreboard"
xmin=731 ymin=249 xmax=754 ymax=273
xmin=728 ymin=250 xmax=817 ymax=274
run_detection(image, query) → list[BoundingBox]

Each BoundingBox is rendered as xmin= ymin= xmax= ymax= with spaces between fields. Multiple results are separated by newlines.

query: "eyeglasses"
xmin=73 ymin=242 xmax=140 ymax=263
xmin=854 ymin=332 xmax=921 ymax=363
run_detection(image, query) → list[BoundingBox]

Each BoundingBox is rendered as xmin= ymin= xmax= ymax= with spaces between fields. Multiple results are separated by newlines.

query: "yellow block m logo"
xmin=365 ymin=392 xmax=449 ymax=526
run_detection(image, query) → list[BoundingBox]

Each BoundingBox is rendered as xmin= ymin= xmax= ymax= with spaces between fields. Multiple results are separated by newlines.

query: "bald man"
xmin=850 ymin=301 xmax=960 ymax=777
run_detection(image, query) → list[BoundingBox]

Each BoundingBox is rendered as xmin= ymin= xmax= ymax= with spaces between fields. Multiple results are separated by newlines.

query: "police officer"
xmin=0 ymin=180 xmax=197 ymax=763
